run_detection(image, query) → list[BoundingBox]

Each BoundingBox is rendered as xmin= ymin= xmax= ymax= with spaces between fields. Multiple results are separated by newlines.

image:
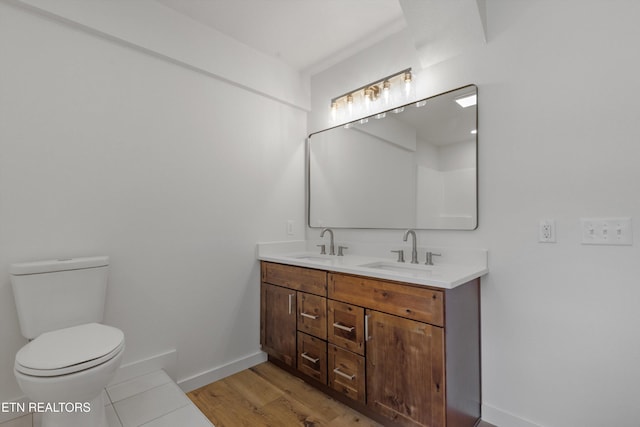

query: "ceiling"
xmin=155 ymin=0 xmax=407 ymax=73
xmin=154 ymin=0 xmax=486 ymax=76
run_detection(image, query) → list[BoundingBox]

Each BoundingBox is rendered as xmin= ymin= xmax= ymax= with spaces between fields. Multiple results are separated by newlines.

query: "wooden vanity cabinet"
xmin=260 ymin=261 xmax=481 ymax=427
xmin=260 ymin=262 xmax=328 ymax=379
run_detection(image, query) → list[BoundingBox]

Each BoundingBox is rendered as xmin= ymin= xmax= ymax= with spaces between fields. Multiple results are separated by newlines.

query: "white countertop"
xmin=257 ymin=241 xmax=488 ymax=289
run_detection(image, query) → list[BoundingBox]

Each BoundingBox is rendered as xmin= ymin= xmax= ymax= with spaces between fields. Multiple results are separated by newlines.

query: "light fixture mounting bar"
xmin=330 ymin=68 xmax=412 ymax=104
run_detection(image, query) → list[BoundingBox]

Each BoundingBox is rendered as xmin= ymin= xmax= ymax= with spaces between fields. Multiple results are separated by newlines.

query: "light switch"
xmin=580 ymin=217 xmax=632 ymax=245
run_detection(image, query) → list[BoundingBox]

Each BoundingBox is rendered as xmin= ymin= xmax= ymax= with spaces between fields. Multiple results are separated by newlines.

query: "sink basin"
xmin=359 ymin=261 xmax=433 ymax=278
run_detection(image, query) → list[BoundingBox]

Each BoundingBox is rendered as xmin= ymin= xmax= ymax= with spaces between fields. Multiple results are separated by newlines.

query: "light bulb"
xmin=330 ymin=101 xmax=338 ymax=121
xmin=381 ymin=81 xmax=391 ymax=106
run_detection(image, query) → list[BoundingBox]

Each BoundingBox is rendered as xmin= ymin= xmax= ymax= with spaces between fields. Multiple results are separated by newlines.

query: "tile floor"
xmin=1 ymin=370 xmax=213 ymax=427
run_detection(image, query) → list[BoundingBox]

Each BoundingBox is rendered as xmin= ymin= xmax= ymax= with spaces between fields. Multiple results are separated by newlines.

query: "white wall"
xmin=0 ymin=0 xmax=306 ymax=404
xmin=309 ymin=1 xmax=640 ymax=426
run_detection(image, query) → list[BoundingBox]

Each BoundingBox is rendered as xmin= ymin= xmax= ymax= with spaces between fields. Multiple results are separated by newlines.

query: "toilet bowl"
xmin=9 ymin=256 xmax=124 ymax=427
xmin=14 ymin=323 xmax=125 ymax=427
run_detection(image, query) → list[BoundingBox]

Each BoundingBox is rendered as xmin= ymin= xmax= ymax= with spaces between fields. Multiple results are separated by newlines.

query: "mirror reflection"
xmin=308 ymin=85 xmax=477 ymax=230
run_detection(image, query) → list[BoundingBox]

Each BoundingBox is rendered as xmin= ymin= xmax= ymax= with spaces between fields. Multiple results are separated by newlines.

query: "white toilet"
xmin=10 ymin=256 xmax=125 ymax=427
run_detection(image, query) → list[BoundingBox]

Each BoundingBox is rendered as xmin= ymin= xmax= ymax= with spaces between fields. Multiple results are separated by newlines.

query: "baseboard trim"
xmin=109 ymin=349 xmax=177 ymax=386
xmin=482 ymin=403 xmax=541 ymax=427
xmin=177 ymin=351 xmax=268 ymax=393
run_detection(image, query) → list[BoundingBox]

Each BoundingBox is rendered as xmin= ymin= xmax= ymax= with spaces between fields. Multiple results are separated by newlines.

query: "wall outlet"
xmin=581 ymin=217 xmax=632 ymax=245
xmin=286 ymin=220 xmax=295 ymax=236
xmin=539 ymin=219 xmax=556 ymax=243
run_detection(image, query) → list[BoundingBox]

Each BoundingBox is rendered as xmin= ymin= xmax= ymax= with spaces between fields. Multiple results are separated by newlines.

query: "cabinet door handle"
xmin=333 ymin=368 xmax=355 ymax=381
xmin=332 ymin=322 xmax=355 ymax=332
xmin=288 ymin=294 xmax=295 ymax=315
xmin=365 ymin=314 xmax=371 ymax=341
xmin=301 ymin=352 xmax=320 ymax=364
xmin=300 ymin=312 xmax=319 ymax=320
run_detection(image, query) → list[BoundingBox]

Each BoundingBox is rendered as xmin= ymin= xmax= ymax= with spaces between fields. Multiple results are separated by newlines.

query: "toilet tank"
xmin=10 ymin=256 xmax=110 ymax=339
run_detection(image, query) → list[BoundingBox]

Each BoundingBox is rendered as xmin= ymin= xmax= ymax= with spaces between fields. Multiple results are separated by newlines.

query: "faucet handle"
xmin=390 ymin=249 xmax=405 ymax=263
xmin=425 ymin=252 xmax=442 ymax=266
xmin=316 ymin=244 xmax=326 ymax=255
xmin=337 ymin=246 xmax=348 ymax=256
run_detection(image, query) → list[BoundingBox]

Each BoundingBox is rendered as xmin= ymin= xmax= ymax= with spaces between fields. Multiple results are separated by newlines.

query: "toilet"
xmin=10 ymin=256 xmax=125 ymax=427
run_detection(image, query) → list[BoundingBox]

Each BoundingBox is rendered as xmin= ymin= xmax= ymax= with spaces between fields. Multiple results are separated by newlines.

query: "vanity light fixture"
xmin=455 ymin=93 xmax=477 ymax=108
xmin=330 ymin=68 xmax=413 ymax=123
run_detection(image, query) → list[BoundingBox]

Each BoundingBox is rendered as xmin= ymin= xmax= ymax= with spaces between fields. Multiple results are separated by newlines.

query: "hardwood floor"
xmin=187 ymin=361 xmax=496 ymax=427
xmin=188 ymin=362 xmax=383 ymax=427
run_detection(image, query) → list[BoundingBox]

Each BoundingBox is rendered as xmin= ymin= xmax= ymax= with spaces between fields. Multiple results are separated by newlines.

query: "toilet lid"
xmin=15 ymin=323 xmax=124 ymax=376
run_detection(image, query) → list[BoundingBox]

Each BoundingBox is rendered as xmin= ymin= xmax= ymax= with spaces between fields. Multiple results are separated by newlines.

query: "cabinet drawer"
xmin=297 ymin=332 xmax=327 ymax=384
xmin=328 ymin=344 xmax=365 ymax=404
xmin=327 ymin=300 xmax=364 ymax=355
xmin=297 ymin=293 xmax=327 ymax=340
xmin=328 ymin=273 xmax=444 ymax=327
xmin=262 ymin=262 xmax=327 ymax=296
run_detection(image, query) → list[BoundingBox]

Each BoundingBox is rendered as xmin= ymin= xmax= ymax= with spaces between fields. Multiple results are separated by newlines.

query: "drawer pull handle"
xmin=365 ymin=314 xmax=371 ymax=341
xmin=332 ymin=322 xmax=355 ymax=332
xmin=333 ymin=368 xmax=355 ymax=381
xmin=288 ymin=294 xmax=295 ymax=315
xmin=300 ymin=312 xmax=319 ymax=320
xmin=301 ymin=352 xmax=320 ymax=364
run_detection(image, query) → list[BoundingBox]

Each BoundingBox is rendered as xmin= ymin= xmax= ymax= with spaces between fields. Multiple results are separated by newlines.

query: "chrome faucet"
xmin=403 ymin=229 xmax=419 ymax=264
xmin=320 ymin=228 xmax=335 ymax=255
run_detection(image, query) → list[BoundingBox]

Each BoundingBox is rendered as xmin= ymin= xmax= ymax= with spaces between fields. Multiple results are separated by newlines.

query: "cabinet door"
xmin=297 ymin=293 xmax=327 ymax=340
xmin=260 ymin=283 xmax=297 ymax=367
xmin=366 ymin=310 xmax=445 ymax=427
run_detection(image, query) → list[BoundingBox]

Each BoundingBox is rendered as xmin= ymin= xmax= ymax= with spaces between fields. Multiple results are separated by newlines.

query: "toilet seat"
xmin=15 ymin=323 xmax=124 ymax=377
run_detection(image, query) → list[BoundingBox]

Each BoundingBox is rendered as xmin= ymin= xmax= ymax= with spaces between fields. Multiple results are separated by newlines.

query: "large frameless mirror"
xmin=308 ymin=85 xmax=477 ymax=230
